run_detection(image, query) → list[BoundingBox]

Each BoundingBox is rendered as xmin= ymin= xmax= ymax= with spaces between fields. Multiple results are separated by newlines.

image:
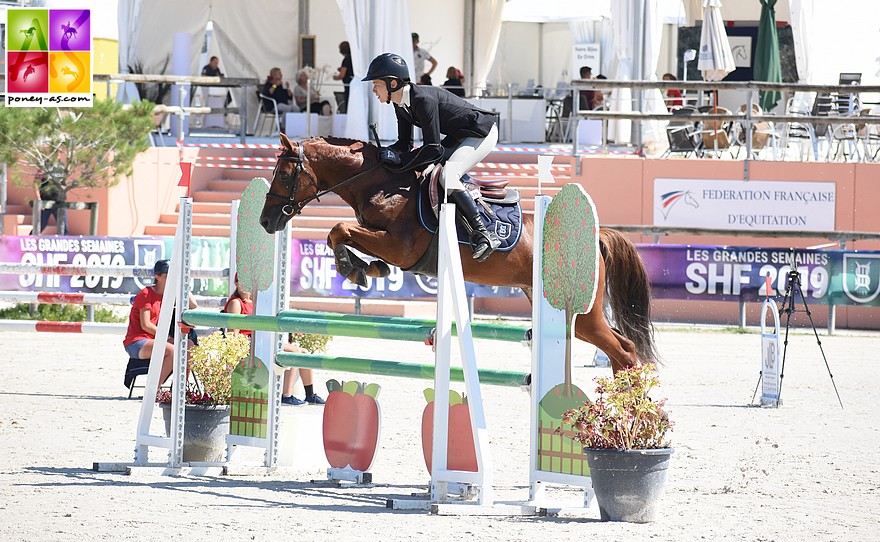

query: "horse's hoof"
xmin=374 ymin=260 xmax=391 ymax=277
xmin=352 ymin=268 xmax=368 ymax=287
xmin=334 ymin=245 xmax=355 ymax=277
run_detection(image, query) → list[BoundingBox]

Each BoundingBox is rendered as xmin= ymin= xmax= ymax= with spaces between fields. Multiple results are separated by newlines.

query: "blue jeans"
xmin=38 ymin=205 xmax=67 ymax=234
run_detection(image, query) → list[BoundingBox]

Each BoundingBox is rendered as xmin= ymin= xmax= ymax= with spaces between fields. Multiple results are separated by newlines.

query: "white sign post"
xmin=760 ymin=297 xmax=781 ymax=407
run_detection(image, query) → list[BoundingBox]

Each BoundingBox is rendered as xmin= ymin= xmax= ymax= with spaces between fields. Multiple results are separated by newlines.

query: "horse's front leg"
xmin=327 ymin=223 xmax=395 ymax=287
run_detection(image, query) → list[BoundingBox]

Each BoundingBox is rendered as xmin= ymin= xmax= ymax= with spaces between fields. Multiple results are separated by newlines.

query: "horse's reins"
xmin=265 ymin=142 xmax=382 ymax=217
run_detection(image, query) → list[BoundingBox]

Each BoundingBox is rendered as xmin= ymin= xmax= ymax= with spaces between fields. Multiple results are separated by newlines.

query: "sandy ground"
xmin=1 ymin=323 xmax=878 ymax=542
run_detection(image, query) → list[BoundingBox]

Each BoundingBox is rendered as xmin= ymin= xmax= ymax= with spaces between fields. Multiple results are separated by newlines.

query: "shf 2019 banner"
xmin=1 ymin=237 xmax=878 ymax=308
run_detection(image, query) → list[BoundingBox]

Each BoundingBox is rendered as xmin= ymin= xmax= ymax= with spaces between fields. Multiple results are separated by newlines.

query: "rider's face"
xmin=371 ymin=80 xmax=387 ymax=102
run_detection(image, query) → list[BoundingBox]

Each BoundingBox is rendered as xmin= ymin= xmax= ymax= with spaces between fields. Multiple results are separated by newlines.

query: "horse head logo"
xmin=659 ymin=190 xmax=699 ymax=219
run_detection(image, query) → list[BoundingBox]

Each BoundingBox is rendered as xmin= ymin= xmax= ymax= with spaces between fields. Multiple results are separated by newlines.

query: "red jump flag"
xmin=178 ymin=161 xmax=192 ymax=198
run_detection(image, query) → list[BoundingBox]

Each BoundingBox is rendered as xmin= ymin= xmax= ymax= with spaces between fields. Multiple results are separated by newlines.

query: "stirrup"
xmin=471 ymin=230 xmax=501 ymax=262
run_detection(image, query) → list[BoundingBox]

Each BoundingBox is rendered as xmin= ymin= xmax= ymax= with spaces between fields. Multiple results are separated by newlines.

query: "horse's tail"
xmin=598 ymin=228 xmax=658 ymax=363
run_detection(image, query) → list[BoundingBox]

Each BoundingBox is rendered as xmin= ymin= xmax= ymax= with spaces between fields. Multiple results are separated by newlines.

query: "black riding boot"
xmin=448 ymin=189 xmax=501 ymax=262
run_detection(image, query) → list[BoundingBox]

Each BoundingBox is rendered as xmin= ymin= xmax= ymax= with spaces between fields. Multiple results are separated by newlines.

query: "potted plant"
xmin=561 ymin=363 xmax=674 ymax=523
xmin=157 ymin=330 xmax=250 ymax=462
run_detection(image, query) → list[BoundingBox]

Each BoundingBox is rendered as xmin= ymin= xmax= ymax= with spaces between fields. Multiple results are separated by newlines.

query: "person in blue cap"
xmin=123 ymin=260 xmax=198 ymax=384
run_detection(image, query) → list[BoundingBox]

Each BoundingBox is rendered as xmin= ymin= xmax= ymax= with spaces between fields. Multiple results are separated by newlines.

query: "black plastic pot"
xmin=584 ymin=447 xmax=674 ymax=523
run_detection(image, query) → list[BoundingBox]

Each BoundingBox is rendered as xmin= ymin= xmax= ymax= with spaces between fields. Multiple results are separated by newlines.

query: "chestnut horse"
xmin=260 ymin=134 xmax=656 ymax=372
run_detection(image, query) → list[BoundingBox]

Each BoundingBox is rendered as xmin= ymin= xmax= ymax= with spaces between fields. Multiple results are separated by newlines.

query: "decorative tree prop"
xmin=0 ymin=100 xmax=154 ymax=235
xmin=542 ymin=183 xmax=600 ymax=396
xmin=236 ymin=178 xmax=277 ymax=297
xmin=229 ymin=178 xmax=278 ymax=437
xmin=537 ymin=183 xmax=600 ymax=476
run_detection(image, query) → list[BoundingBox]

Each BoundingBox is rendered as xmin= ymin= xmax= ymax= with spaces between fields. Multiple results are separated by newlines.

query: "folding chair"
xmin=124 ymin=357 xmax=151 ymax=399
xmin=661 ymin=106 xmax=703 ymax=158
xmin=253 ymin=92 xmax=281 ymax=137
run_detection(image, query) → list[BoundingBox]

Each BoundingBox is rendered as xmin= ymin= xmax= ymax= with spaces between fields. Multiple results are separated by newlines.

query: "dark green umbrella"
xmin=754 ymin=0 xmax=782 ymax=110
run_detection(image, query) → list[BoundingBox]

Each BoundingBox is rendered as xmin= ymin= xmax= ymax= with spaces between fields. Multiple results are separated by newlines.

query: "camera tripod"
xmin=754 ymin=252 xmax=843 ymax=408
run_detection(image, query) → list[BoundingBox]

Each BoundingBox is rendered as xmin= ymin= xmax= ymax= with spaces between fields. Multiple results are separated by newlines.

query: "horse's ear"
xmin=280 ymin=133 xmax=293 ymax=151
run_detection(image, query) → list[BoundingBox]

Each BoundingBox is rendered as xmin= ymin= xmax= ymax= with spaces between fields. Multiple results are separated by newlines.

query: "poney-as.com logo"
xmin=5 ymin=8 xmax=92 ymax=107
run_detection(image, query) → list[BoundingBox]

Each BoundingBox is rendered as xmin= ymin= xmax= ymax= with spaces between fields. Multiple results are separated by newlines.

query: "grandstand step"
xmin=191 ymin=190 xmax=244 ymax=204
xmin=182 ymin=202 xmax=233 ymax=214
xmin=288 ymin=296 xmax=436 ymax=319
xmin=144 ymin=223 xmax=231 ymax=238
xmin=207 ymin=179 xmax=252 ymax=193
xmin=160 ymin=213 xmax=232 ymax=226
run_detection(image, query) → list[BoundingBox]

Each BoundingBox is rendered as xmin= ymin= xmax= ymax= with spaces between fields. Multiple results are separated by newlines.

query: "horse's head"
xmin=260 ymin=133 xmax=321 ymax=233
xmin=260 ymin=133 xmax=377 ymax=234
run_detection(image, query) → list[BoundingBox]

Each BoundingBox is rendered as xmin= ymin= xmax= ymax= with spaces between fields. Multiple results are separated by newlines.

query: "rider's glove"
xmin=379 ymin=148 xmax=401 ymax=166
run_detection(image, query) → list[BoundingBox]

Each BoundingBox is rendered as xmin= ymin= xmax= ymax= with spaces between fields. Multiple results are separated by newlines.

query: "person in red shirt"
xmin=224 ymin=273 xmax=324 ymax=406
xmin=123 ymin=260 xmax=199 ymax=384
xmin=663 ymin=73 xmax=683 ymax=110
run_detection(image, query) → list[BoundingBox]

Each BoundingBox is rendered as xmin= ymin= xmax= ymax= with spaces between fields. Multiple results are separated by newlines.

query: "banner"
xmin=654 ymin=178 xmax=836 ymax=232
xmin=0 ymin=236 xmax=523 ymax=300
xmin=639 ymin=244 xmax=880 ymax=307
xmin=3 ymin=236 xmax=879 ymax=308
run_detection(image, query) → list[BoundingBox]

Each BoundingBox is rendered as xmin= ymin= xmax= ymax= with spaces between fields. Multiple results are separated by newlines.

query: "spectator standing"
xmin=412 ymin=32 xmax=437 ymax=81
xmin=442 ymin=66 xmax=465 ymax=97
xmin=32 ymin=170 xmax=66 ymax=235
xmin=332 ymin=41 xmax=353 ymax=113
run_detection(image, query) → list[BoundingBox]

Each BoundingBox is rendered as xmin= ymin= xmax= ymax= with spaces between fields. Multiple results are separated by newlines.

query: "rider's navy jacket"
xmin=391 ymin=84 xmax=496 ymax=156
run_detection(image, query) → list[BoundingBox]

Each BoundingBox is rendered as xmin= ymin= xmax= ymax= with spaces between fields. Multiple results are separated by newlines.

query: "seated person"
xmin=122 ymin=260 xmax=198 ymax=384
xmin=223 ymin=273 xmax=324 ymax=405
xmin=262 ymin=67 xmax=297 ymax=116
xmin=293 ymin=70 xmax=332 ymax=115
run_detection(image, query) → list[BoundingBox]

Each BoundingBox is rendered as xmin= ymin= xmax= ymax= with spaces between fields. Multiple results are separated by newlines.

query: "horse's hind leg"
xmin=573 ymin=257 xmax=639 ymax=373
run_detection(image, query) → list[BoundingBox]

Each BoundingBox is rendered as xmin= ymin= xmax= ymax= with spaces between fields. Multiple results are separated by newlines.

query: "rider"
xmin=362 ymin=52 xmax=502 ymax=262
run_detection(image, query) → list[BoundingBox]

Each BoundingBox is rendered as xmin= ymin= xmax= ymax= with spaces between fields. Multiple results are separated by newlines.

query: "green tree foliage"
xmin=0 ymin=99 xmax=155 ymax=234
xmin=542 ymin=183 xmax=599 ymax=396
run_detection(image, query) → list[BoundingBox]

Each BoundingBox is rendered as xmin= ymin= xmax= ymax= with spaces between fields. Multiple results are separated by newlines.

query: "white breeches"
xmin=440 ymin=124 xmax=498 ymax=193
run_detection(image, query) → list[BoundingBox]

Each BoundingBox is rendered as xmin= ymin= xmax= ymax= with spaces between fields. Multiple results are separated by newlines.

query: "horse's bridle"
xmin=266 ymin=141 xmax=383 ymax=217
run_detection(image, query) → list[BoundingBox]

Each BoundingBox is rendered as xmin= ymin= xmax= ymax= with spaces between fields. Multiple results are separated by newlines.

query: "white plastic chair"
xmin=253 ymin=92 xmax=281 ymax=137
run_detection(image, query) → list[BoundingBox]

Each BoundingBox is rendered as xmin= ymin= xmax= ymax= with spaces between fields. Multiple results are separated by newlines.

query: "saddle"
xmin=420 ymin=163 xmax=520 ymax=213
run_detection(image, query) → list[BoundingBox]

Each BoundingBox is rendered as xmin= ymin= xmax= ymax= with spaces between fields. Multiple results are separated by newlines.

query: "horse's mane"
xmin=294 ymin=135 xmax=415 ymax=185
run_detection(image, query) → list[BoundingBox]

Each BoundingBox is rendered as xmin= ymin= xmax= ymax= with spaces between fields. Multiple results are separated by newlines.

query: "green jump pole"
xmin=281 ymin=310 xmax=529 ymax=343
xmin=183 ymin=310 xmax=435 ymax=342
xmin=276 ymin=352 xmax=529 ymax=388
xmin=183 ymin=310 xmax=529 ymax=344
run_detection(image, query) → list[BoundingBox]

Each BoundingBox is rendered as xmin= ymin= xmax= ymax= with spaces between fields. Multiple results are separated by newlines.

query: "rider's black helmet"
xmin=362 ymin=53 xmax=410 ymax=83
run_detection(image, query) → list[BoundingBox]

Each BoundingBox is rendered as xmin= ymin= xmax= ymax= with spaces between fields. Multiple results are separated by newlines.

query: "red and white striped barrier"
xmin=0 ymin=263 xmax=227 ymax=280
xmin=184 ymin=143 xmax=277 ymax=149
xmin=0 ymin=320 xmax=126 ymax=334
xmin=0 ymin=291 xmax=226 ymax=308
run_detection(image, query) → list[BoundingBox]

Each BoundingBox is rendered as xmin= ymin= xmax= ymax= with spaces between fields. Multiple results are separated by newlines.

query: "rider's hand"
xmin=379 ymin=148 xmax=401 ymax=166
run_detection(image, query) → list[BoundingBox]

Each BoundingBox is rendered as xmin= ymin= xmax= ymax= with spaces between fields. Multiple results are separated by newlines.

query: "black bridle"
xmin=265 ymin=141 xmax=383 ymax=217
